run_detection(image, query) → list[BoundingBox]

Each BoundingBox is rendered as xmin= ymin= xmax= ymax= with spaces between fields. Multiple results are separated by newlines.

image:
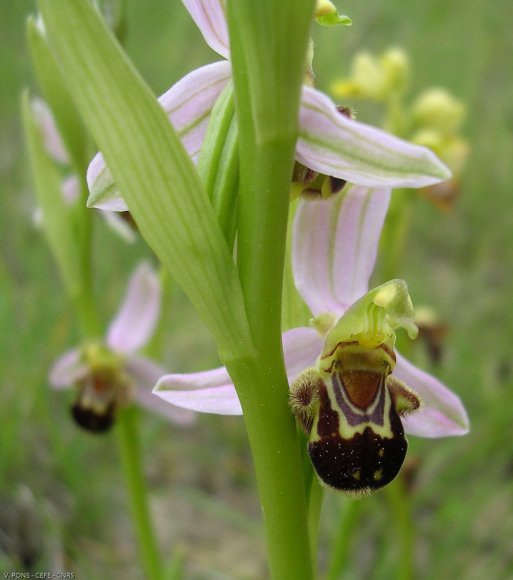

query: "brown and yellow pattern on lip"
xmin=308 ymin=378 xmax=408 ymax=494
xmin=71 ymin=369 xmax=130 ymax=433
xmin=290 ymin=340 xmax=421 ymax=495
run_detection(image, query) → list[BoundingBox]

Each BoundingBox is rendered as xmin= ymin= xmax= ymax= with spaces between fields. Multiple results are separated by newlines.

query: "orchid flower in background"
xmin=86 ymin=0 xmax=451 ymax=212
xmin=50 ymin=262 xmax=194 ymax=432
xmin=154 ymin=187 xmax=469 ymax=490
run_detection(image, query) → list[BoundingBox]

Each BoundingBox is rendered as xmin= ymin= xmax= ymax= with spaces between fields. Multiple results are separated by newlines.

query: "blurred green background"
xmin=1 ymin=0 xmax=512 ymax=578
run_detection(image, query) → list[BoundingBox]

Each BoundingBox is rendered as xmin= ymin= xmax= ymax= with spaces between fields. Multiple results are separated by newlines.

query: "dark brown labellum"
xmin=71 ymin=401 xmax=116 ymax=433
xmin=290 ymin=342 xmax=420 ymax=495
xmin=309 ymin=380 xmax=407 ymax=493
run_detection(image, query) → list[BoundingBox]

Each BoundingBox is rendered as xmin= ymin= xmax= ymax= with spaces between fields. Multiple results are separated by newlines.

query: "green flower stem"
xmin=70 ymin=193 xmax=159 ymax=580
xmin=385 ymin=478 xmax=414 ymax=580
xmin=74 ymin=178 xmax=102 ymax=340
xmin=379 ymin=188 xmax=414 ymax=280
xmin=225 ymin=0 xmax=316 ymax=575
xmin=326 ymin=499 xmax=363 ymax=580
xmin=226 ymin=357 xmax=313 ymax=580
xmin=227 ymin=71 xmax=313 ymax=580
xmin=116 ymin=406 xmax=163 ymax=579
xmin=71 ymin=290 xmax=101 ymax=339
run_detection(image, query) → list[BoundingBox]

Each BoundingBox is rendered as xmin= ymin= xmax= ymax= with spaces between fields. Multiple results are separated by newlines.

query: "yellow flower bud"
xmin=315 ymin=0 xmax=338 ymax=17
xmin=380 ymin=47 xmax=410 ymax=94
xmin=411 ymin=88 xmax=466 ymax=134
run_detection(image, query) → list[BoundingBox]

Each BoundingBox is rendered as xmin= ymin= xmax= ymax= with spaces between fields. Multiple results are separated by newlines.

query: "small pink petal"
xmin=331 ymin=186 xmax=391 ymax=307
xmin=293 ymin=196 xmax=347 ymax=318
xmin=395 ymin=353 xmax=469 ymax=438
xmin=297 ymin=86 xmax=450 ymax=188
xmin=159 ymin=60 xmax=231 ymax=163
xmin=182 ymin=0 xmax=230 ymax=59
xmin=126 ymin=356 xmax=195 ymax=426
xmin=154 ymin=382 xmax=242 ymax=415
xmin=154 ymin=366 xmax=240 ymax=415
xmin=61 ymin=175 xmax=81 ymax=206
xmin=87 ymin=61 xmax=231 ymax=211
xmin=293 ymin=186 xmax=391 ymax=317
xmin=154 ymin=328 xmax=323 ymax=416
xmin=158 ymin=364 xmax=231 ymax=391
xmin=49 ymin=348 xmax=87 ymax=389
xmin=283 ymin=326 xmax=324 ymax=380
xmin=107 ymin=263 xmax=160 ymax=354
xmin=87 ymin=153 xmax=127 ymax=211
xmin=31 ymin=97 xmax=69 ymax=164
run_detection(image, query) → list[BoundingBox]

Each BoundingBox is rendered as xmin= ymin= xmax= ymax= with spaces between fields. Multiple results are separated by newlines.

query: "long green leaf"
xmin=22 ymin=91 xmax=82 ymax=297
xmin=36 ymin=0 xmax=252 ymax=360
xmin=27 ymin=17 xmax=88 ymax=172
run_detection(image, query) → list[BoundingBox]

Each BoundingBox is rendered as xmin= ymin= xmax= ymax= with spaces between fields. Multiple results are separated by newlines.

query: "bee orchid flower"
xmin=153 ymin=186 xmax=469 ymax=490
xmin=87 ymin=0 xmax=451 ymax=211
xmin=50 ymin=262 xmax=195 ymax=432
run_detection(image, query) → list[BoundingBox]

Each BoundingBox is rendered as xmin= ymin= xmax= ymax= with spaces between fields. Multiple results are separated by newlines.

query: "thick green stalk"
xmin=117 ymin=406 xmax=163 ymax=579
xmin=226 ymin=1 xmax=316 ymax=577
xmin=71 ymin=290 xmax=101 ymax=339
xmin=74 ymin=174 xmax=102 ymax=339
xmin=229 ymin=105 xmax=313 ymax=580
xmin=226 ymin=356 xmax=313 ymax=580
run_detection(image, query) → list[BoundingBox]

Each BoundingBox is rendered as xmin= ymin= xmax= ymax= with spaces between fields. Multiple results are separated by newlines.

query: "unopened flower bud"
xmin=380 ymin=47 xmax=410 ymax=95
xmin=411 ymin=88 xmax=466 ymax=134
xmin=315 ymin=0 xmax=352 ymax=26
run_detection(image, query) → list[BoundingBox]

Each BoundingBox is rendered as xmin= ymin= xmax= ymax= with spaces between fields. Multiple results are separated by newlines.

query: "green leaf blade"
xmin=22 ymin=91 xmax=82 ymax=297
xmin=27 ymin=17 xmax=89 ymax=172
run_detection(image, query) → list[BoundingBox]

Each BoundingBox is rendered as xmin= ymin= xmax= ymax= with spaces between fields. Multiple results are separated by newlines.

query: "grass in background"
xmin=1 ymin=0 xmax=512 ymax=577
